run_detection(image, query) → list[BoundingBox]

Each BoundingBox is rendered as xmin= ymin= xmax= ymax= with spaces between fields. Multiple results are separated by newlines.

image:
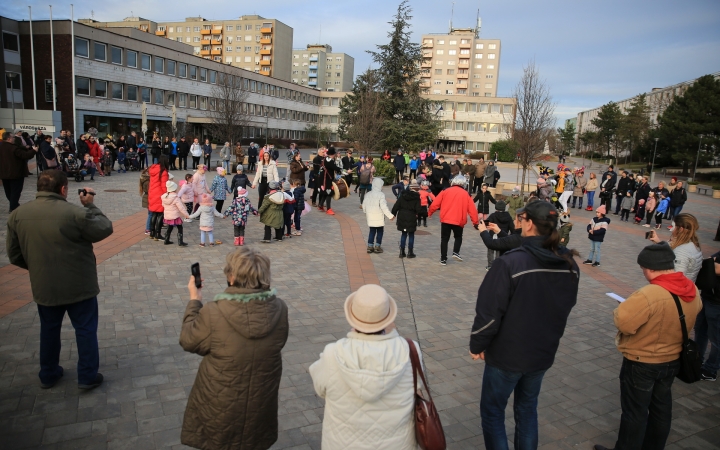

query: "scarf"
xmin=650 ymin=272 xmax=697 ymax=302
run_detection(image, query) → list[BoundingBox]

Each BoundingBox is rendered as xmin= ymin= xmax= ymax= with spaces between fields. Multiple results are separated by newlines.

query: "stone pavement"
xmin=0 ymin=167 xmax=719 ymax=449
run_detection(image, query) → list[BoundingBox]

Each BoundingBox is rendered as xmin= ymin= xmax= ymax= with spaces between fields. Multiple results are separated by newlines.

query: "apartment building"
xmin=2 ymin=16 xmax=23 ymax=110
xmin=78 ymin=16 xmax=157 ymax=34
xmin=291 ymin=44 xmax=354 ymax=92
xmin=420 ymin=28 xmax=501 ymax=98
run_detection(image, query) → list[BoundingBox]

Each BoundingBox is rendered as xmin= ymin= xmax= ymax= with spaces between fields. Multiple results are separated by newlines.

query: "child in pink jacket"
xmin=177 ymin=173 xmax=195 ymax=215
xmin=162 ymin=180 xmax=191 ymax=246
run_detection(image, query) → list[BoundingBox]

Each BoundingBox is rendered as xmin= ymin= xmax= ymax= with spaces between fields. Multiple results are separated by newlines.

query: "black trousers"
xmin=440 ymin=223 xmax=464 ymax=260
xmin=264 ymin=225 xmax=283 ymax=240
xmin=169 ymin=155 xmax=177 ymax=169
xmin=215 ymin=200 xmax=224 ymax=212
xmin=257 ymin=179 xmax=268 ymax=210
xmin=395 ymin=170 xmax=404 ymax=183
xmin=318 ymin=189 xmax=332 ymax=209
xmin=2 ymin=178 xmax=24 ymax=212
xmin=203 ymin=155 xmax=211 ymax=167
xmin=234 ymin=225 xmax=245 ymax=237
xmin=178 ymin=155 xmax=187 ymax=170
xmin=311 ymin=188 xmax=319 ymax=204
xmin=192 ymin=156 xmax=200 ymax=169
xmin=150 ymin=212 xmax=164 ymax=238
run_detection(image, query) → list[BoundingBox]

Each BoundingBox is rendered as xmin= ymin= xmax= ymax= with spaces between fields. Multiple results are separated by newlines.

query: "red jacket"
xmin=87 ymin=140 xmax=102 ymax=162
xmin=428 ymin=185 xmax=479 ymax=227
xmin=148 ymin=164 xmax=169 ymax=213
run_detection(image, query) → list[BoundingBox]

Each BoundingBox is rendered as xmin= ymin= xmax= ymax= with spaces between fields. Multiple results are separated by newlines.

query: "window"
xmin=186 ymin=27 xmax=191 ymax=32
xmin=141 ymin=87 xmax=151 ymax=103
xmin=487 ymin=64 xmax=495 ymax=70
xmin=475 ymin=64 xmax=482 ymax=69
xmin=75 ymin=38 xmax=89 ymax=58
xmin=76 ymin=77 xmax=90 ymax=95
xmin=489 ymin=44 xmax=497 ymax=49
xmin=165 ymin=60 xmax=175 ymax=76
xmin=447 ymin=69 xmax=455 ymax=75
xmin=95 ymin=80 xmax=107 ymax=98
xmin=491 ymin=104 xmax=501 ymax=113
xmin=488 ymin=54 xmax=496 ymax=59
xmin=158 ymin=26 xmax=166 ymax=31
xmin=447 ymin=80 xmax=454 ymax=85
xmin=154 ymin=57 xmax=164 ymax=73
xmin=94 ymin=42 xmax=106 ymax=61
xmin=475 ymin=54 xmax=483 ymax=59
xmin=127 ymin=85 xmax=138 ymax=102
xmin=467 ymin=123 xmax=475 ymax=132
xmin=434 ymin=69 xmax=442 ymax=75
xmin=186 ymin=37 xmax=191 ymax=43
xmin=486 ymin=74 xmax=494 ymax=79
xmin=246 ymin=25 xmax=252 ymax=30
xmin=460 ymin=49 xmax=470 ymax=55
xmin=433 ymin=89 xmax=441 ymax=94
xmin=5 ymin=72 xmax=21 ymax=90
xmin=193 ymin=27 xmax=200 ymax=32
xmin=449 ymin=40 xmax=457 ymax=45
xmin=448 ymin=50 xmax=456 ymax=55
xmin=2 ymin=32 xmax=19 ymax=51
xmin=446 ymin=90 xmax=453 ymax=95
xmin=226 ymin=25 xmax=233 ymax=31
xmin=486 ymin=83 xmax=493 ymax=89
xmin=436 ymin=50 xmax=444 ymax=55
xmin=335 ymin=65 xmax=341 ymax=69
xmin=210 ymin=70 xmax=216 ymax=84
xmin=193 ymin=37 xmax=201 ymax=42
xmin=489 ymin=124 xmax=499 ymax=133
xmin=502 ymin=105 xmax=513 ymax=114
xmin=190 ymin=95 xmax=197 ymax=108
xmin=435 ymin=60 xmax=443 ymax=65
xmin=478 ymin=122 xmax=487 ymax=132
xmin=226 ymin=46 xmax=232 ymax=52
xmin=168 ymin=27 xmax=174 ymax=33
xmin=190 ymin=66 xmax=197 ymax=80
xmin=455 ymin=122 xmax=463 ymax=131
xmin=179 ymin=63 xmax=187 ymax=78
xmin=336 ymin=72 xmax=341 ymax=77
xmin=200 ymin=97 xmax=207 ymax=110
xmin=167 ymin=92 xmax=175 ymax=106
xmin=179 ymin=93 xmax=187 ymax=107
xmin=434 ymin=80 xmax=441 ymax=85
xmin=475 ymin=43 xmax=484 ymax=49
xmin=111 ymin=46 xmax=122 ymax=64
xmin=111 ymin=83 xmax=123 ymax=100
xmin=485 ymin=93 xmax=492 ymax=97
xmin=437 ymin=39 xmax=445 ymax=44
xmin=141 ymin=53 xmax=151 ymax=70
xmin=448 ymin=61 xmax=455 ymax=65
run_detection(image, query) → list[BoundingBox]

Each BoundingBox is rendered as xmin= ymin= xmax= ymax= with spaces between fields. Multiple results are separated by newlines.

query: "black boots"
xmin=407 ymin=248 xmax=416 ymax=258
xmin=178 ymin=232 xmax=188 ymax=247
xmin=164 ymin=226 xmax=174 ymax=245
xmin=399 ymin=248 xmax=407 ymax=258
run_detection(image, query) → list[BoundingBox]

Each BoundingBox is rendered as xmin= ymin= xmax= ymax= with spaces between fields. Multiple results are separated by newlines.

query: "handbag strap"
xmin=669 ymin=293 xmax=689 ymax=346
xmin=406 ymin=337 xmax=434 ymax=402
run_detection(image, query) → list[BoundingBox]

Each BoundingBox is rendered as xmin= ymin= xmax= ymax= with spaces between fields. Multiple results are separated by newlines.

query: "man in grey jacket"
xmin=6 ymin=170 xmax=113 ymax=389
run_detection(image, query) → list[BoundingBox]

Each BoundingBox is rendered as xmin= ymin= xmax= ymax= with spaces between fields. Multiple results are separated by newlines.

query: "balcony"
xmin=155 ymin=30 xmax=166 ymax=36
xmin=260 ymin=48 xmax=272 ymax=55
xmin=422 ymin=52 xmax=432 ymax=58
xmin=200 ymin=29 xmax=211 ymax=35
xmin=211 ymin=49 xmax=222 ymax=55
xmin=420 ymin=81 xmax=430 ymax=88
xmin=422 ymin=41 xmax=433 ymax=48
xmin=201 ymin=39 xmax=211 ymax=45
xmin=309 ymin=72 xmax=317 ymax=78
xmin=260 ymin=60 xmax=271 ymax=66
xmin=458 ymin=59 xmax=469 ymax=66
xmin=308 ymin=80 xmax=317 ymax=86
xmin=261 ymin=70 xmax=271 ymax=76
xmin=309 ymin=56 xmax=318 ymax=62
xmin=457 ymin=73 xmax=469 ymax=79
xmin=200 ymin=50 xmax=211 ymax=56
xmin=260 ymin=37 xmax=272 ymax=44
xmin=421 ymin=61 xmax=432 ymax=68
xmin=260 ymin=27 xmax=272 ymax=33
xmin=459 ymin=42 xmax=471 ymax=49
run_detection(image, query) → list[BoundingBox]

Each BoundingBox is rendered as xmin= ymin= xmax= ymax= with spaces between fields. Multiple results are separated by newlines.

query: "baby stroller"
xmin=127 ymin=151 xmax=140 ymax=171
xmin=62 ymin=154 xmax=84 ymax=182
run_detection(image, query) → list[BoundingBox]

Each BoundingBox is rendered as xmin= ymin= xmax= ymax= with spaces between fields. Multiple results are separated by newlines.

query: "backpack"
xmin=358 ymin=164 xmax=373 ymax=185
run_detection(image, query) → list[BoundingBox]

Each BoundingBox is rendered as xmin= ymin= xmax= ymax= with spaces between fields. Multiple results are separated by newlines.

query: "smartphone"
xmin=191 ymin=263 xmax=202 ymax=289
xmin=77 ymin=189 xmax=96 ymax=196
xmin=483 ymin=220 xmax=490 ymax=226
xmin=645 ymin=231 xmax=652 ymax=239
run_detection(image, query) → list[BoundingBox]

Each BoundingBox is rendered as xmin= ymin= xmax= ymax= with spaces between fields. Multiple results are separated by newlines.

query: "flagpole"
xmin=71 ymin=4 xmax=77 ymax=138
xmin=29 ymin=6 xmax=37 ymax=109
xmin=49 ymin=5 xmax=57 ymax=112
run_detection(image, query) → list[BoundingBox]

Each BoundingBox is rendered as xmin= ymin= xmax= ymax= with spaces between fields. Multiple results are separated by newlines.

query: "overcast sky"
xmin=9 ymin=0 xmax=720 ymax=126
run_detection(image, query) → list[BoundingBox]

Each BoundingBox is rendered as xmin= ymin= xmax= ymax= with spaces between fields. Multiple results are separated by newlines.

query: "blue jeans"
xmin=588 ymin=241 xmax=602 ymax=262
xmin=695 ymin=301 xmax=720 ymax=375
xmin=368 ymin=226 xmax=384 ymax=246
xmin=587 ymin=191 xmax=595 ymax=208
xmin=614 ymin=358 xmax=679 ymax=450
xmin=669 ymin=205 xmax=683 ymax=221
xmin=145 ymin=209 xmax=153 ymax=231
xmin=400 ymin=231 xmax=414 ymax=250
xmin=201 ymin=230 xmax=214 ymax=244
xmin=480 ymin=363 xmax=547 ymax=450
xmin=37 ymin=297 xmax=99 ymax=385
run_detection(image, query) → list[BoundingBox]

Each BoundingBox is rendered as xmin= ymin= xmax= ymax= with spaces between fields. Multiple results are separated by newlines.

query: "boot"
xmin=579 ymin=201 xmax=583 ymax=209
xmin=164 ymin=228 xmax=174 ymax=245
xmin=374 ymin=245 xmax=383 ymax=254
xmin=408 ymin=248 xmax=416 ymax=258
xmin=178 ymin=232 xmax=188 ymax=247
xmin=367 ymin=245 xmax=375 ymax=253
xmin=399 ymin=247 xmax=406 ymax=258
xmin=239 ymin=237 xmax=245 ymax=246
xmin=234 ymin=237 xmax=241 ymax=246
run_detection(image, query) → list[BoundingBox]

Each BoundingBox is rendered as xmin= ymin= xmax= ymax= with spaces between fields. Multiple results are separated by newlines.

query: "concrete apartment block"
xmin=292 ymin=44 xmax=355 ymax=92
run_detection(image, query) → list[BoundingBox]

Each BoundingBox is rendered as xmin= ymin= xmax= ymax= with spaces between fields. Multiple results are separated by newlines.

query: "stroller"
xmin=62 ymin=154 xmax=84 ymax=182
xmin=127 ymin=150 xmax=140 ymax=171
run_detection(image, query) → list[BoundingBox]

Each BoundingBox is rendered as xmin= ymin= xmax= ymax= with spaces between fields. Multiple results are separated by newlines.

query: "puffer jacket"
xmin=483 ymin=164 xmax=497 ymax=185
xmin=429 ymin=185 xmax=479 ymax=227
xmin=180 ymin=287 xmax=288 ymax=450
xmin=309 ymin=330 xmax=420 ymax=450
xmin=259 ymin=191 xmax=285 ymax=229
xmin=558 ymin=223 xmax=573 ymax=246
xmin=475 ymin=160 xmax=487 ymax=178
xmin=162 ymin=192 xmax=190 ymax=221
xmin=586 ymin=177 xmax=598 ymax=192
xmin=473 ymin=190 xmax=497 ymax=215
xmin=210 ymin=175 xmax=230 ymax=201
xmin=177 ymin=182 xmax=195 ymax=204
xmin=148 ymin=164 xmax=169 ymax=213
xmin=362 ymin=178 xmax=394 ymax=227
xmin=392 ymin=190 xmax=421 ymax=233
xmin=487 ymin=210 xmax=514 ymax=235
xmin=224 ymin=194 xmax=258 ymax=227
xmin=189 ymin=204 xmax=223 ymax=228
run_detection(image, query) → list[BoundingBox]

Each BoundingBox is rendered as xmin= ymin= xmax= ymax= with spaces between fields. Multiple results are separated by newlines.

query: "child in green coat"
xmin=507 ymin=186 xmax=525 ymax=219
xmin=259 ymin=181 xmax=285 ymax=243
xmin=558 ymin=212 xmax=573 ymax=248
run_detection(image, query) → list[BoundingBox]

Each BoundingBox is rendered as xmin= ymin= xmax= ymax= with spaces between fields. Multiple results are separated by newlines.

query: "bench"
xmin=696 ymin=184 xmax=712 ymax=195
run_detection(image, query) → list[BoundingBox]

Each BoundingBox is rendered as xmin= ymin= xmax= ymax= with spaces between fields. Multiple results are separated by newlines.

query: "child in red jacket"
xmin=417 ymin=180 xmax=435 ymax=227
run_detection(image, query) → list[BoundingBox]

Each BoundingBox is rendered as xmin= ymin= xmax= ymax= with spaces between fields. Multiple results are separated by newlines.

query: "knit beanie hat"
xmin=637 ymin=242 xmax=675 ymax=271
xmin=165 ymin=181 xmax=178 ymax=192
xmin=237 ymin=188 xmax=248 ymax=197
xmin=282 ymin=181 xmax=291 ymax=191
xmin=268 ymin=181 xmax=280 ymax=190
xmin=512 ymin=186 xmax=520 ymax=195
xmin=596 ymin=205 xmax=607 ymax=215
xmin=200 ymin=194 xmax=213 ymax=206
xmin=495 ymin=200 xmax=506 ymax=212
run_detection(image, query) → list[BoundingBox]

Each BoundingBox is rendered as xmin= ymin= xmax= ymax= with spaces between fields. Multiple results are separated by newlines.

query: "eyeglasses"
xmin=517 ymin=215 xmax=529 ymax=222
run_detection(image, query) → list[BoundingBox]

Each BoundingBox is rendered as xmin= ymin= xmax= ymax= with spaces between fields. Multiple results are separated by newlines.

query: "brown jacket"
xmin=288 ymin=160 xmax=308 ymax=185
xmin=474 ymin=160 xmax=487 ymax=178
xmin=0 ymin=140 xmax=35 ymax=179
xmin=614 ymin=284 xmax=702 ymax=363
xmin=180 ymin=287 xmax=289 ymax=450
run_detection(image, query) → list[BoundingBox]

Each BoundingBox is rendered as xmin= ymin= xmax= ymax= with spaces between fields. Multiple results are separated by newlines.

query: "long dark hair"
xmin=532 ymin=216 xmax=579 ymax=263
xmin=158 ymin=155 xmax=170 ymax=176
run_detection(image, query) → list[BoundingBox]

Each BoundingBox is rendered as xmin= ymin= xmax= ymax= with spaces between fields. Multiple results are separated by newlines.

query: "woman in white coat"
xmin=362 ymin=177 xmax=394 ymax=253
xmin=252 ymin=152 xmax=280 ymax=210
xmin=309 ymin=284 xmax=420 ymax=450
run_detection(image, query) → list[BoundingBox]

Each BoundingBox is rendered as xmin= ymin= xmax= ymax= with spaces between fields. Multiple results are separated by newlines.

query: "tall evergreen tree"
xmin=367 ymin=1 xmax=440 ymax=151
xmin=557 ymin=121 xmax=576 ymax=156
xmin=591 ymin=101 xmax=622 ymax=158
xmin=618 ymin=94 xmax=650 ymax=163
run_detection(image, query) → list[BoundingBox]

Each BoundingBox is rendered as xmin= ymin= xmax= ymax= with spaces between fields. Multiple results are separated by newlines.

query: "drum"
xmin=332 ymin=178 xmax=350 ymax=200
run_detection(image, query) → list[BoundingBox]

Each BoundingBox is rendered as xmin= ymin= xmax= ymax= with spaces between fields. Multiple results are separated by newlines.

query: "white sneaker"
xmin=642 ymin=224 xmax=650 ymax=228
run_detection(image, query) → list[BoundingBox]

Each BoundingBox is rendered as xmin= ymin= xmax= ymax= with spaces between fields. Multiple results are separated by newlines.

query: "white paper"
xmin=606 ymin=293 xmax=626 ymax=303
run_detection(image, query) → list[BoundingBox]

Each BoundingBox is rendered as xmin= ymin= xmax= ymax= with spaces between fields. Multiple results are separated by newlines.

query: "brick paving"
xmin=0 ymin=166 xmax=718 ymax=449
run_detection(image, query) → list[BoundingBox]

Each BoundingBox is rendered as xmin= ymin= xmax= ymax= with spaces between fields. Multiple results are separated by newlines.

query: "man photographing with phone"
xmin=6 ymin=170 xmax=113 ymax=390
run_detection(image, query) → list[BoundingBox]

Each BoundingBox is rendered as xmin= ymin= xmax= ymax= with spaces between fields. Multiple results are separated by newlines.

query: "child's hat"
xmin=166 ymin=181 xmax=178 ymax=192
xmin=268 ymin=181 xmax=280 ymax=190
xmin=559 ymin=212 xmax=570 ymax=224
xmin=200 ymin=194 xmax=213 ymax=205
xmin=596 ymin=205 xmax=607 ymax=215
xmin=282 ymin=181 xmax=291 ymax=191
xmin=237 ymin=187 xmax=248 ymax=197
xmin=216 ymin=167 xmax=226 ymax=176
xmin=495 ymin=200 xmax=506 ymax=212
xmin=512 ymin=185 xmax=520 ymax=195
xmin=638 ymin=199 xmax=645 ymax=205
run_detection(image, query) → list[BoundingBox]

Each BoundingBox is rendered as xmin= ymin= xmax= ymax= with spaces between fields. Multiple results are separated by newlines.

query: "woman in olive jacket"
xmin=180 ymin=247 xmax=289 ymax=450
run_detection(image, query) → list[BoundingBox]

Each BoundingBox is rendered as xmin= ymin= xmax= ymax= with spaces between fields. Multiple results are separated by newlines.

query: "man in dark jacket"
xmin=341 ymin=150 xmax=355 ymax=188
xmin=614 ymin=171 xmax=634 ymax=215
xmin=177 ymin=136 xmax=190 ymax=171
xmin=0 ymin=131 xmax=37 ymax=211
xmin=6 ymin=170 xmax=113 ymax=390
xmin=76 ymin=134 xmax=89 ymax=160
xmin=599 ymin=170 xmax=616 ymax=211
xmin=470 ymin=200 xmax=579 ymax=450
xmin=38 ymin=135 xmax=57 ymax=170
xmin=313 ymin=147 xmax=341 ymax=215
xmin=393 ymin=149 xmax=406 ymax=183
xmin=668 ymin=181 xmax=687 ymax=223
xmin=127 ymin=131 xmax=137 ymax=150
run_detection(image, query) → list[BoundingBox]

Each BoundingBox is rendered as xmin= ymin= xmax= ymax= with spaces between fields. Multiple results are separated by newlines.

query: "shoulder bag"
xmin=41 ymin=148 xmax=59 ymax=169
xmin=670 ymin=293 xmax=702 ymax=383
xmin=405 ymin=338 xmax=446 ymax=450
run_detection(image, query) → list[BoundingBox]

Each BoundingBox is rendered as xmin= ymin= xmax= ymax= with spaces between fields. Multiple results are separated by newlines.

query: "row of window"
xmin=163 ymin=24 xmax=269 ymax=32
xmin=444 ymin=122 xmax=509 ymax=133
xmin=75 ymin=77 xmax=319 ymax=123
xmin=74 ymin=37 xmax=318 ymax=105
xmin=427 ymin=89 xmax=492 ymax=97
xmin=423 ymin=39 xmax=497 ymax=50
xmin=293 ymin=54 xmax=344 ymax=61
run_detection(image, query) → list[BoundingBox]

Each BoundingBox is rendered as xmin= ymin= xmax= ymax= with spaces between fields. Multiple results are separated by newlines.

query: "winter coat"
xmin=253 ymin=161 xmax=280 ymax=186
xmin=76 ymin=138 xmax=88 ymax=158
xmin=507 ymin=195 xmax=525 ymax=219
xmin=210 ymin=175 xmax=230 ymax=201
xmin=190 ymin=143 xmax=203 ymax=157
xmin=148 ymin=164 xmax=169 ymax=213
xmin=392 ymin=190 xmax=421 ymax=233
xmin=573 ymin=176 xmax=587 ymax=197
xmin=177 ymin=140 xmax=190 ymax=157
xmin=259 ymin=191 xmax=285 ymax=229
xmin=392 ymin=182 xmax=410 ymax=198
xmin=192 ymin=171 xmax=210 ymax=197
xmin=224 ymin=195 xmax=257 ymax=227
xmin=0 ymin=140 xmax=35 ymax=179
xmin=362 ymin=178 xmax=394 ymax=227
xmin=230 ymin=174 xmax=250 ymax=197
xmin=616 ymin=176 xmax=634 ymax=196
xmin=177 ymin=182 xmax=195 ymax=204
xmin=220 ymin=145 xmax=232 ymax=161
xmin=202 ymin=144 xmax=213 ymax=157
xmin=6 ymin=192 xmax=113 ymax=307
xmin=475 ymin=160 xmax=487 ymax=178
xmin=673 ymin=242 xmax=703 ymax=282
xmin=309 ymin=330 xmax=420 ymax=450
xmin=655 ymin=197 xmax=670 ymax=214
xmin=620 ymin=196 xmax=634 ymax=210
xmin=669 ymin=187 xmax=687 ymax=207
xmin=428 ymin=185 xmax=479 ymax=227
xmin=418 ymin=189 xmax=435 ymax=207
xmin=409 ymin=158 xmax=420 ymax=170
xmin=87 ymin=140 xmax=102 ymax=161
xmin=180 ymin=287 xmax=288 ymax=450
xmin=293 ymin=185 xmax=306 ymax=212
xmin=483 ymin=164 xmax=497 ymax=185
xmin=562 ymin=174 xmax=574 ymax=192
xmin=480 ymin=229 xmax=522 ymax=255
xmin=189 ymin=204 xmax=223 ymax=229
xmin=487 ymin=211 xmax=514 ymax=235
xmin=558 ymin=223 xmax=572 ymax=246
xmin=139 ymin=171 xmax=150 ymax=209
xmin=645 ymin=195 xmax=657 ymax=213
xmin=587 ymin=216 xmax=610 ymax=242
xmin=473 ymin=190 xmax=497 ymax=215
xmin=585 ymin=178 xmax=598 ymax=192
xmin=288 ymin=160 xmax=309 ymax=185
xmin=162 ymin=192 xmax=190 ymax=221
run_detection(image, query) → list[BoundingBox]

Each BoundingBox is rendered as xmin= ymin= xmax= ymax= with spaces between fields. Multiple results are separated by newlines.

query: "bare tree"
xmin=512 ymin=60 xmax=556 ymax=192
xmin=206 ymin=73 xmax=250 ymax=145
xmin=338 ymin=69 xmax=385 ymax=155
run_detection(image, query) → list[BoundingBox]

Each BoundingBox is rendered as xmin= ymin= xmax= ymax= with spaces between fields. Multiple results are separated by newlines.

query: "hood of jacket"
xmin=521 ymin=235 xmax=575 ymax=269
xmin=650 ymin=272 xmax=697 ymax=302
xmin=213 ymin=287 xmax=283 ymax=339
xmin=399 ymin=189 xmax=420 ymax=203
xmin=491 ymin=211 xmax=514 ymax=229
xmin=267 ymin=191 xmax=285 ymax=204
xmin=333 ymin=330 xmax=410 ymax=403
xmin=371 ymin=177 xmax=385 ymax=191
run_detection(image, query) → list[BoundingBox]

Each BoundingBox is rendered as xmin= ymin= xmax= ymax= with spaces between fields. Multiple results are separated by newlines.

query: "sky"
xmin=7 ymin=0 xmax=720 ymax=126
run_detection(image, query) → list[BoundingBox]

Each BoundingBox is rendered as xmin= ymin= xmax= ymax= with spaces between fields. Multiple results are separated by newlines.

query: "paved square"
xmin=1 ymin=163 xmax=718 ymax=449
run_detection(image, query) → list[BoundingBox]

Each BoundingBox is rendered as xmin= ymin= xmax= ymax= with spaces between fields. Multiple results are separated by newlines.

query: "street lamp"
xmin=264 ymin=110 xmax=269 ymax=147
xmin=651 ymin=137 xmax=659 ymax=180
xmin=693 ymin=134 xmax=703 ymax=181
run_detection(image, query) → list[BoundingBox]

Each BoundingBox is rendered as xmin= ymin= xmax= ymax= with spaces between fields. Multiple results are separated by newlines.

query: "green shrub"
xmin=489 ymin=139 xmax=518 ymax=162
xmin=372 ymin=159 xmax=397 ymax=185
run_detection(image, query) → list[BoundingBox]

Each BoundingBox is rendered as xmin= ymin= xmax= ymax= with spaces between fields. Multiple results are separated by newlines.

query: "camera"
xmin=78 ymin=189 xmax=96 ymax=196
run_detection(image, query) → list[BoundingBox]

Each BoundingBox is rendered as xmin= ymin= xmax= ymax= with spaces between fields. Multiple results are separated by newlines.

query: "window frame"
xmin=154 ymin=89 xmax=164 ymax=105
xmin=94 ymin=42 xmax=107 ymax=62
xmin=2 ymin=32 xmax=19 ymax=52
xmin=127 ymin=85 xmax=138 ymax=102
xmin=141 ymin=53 xmax=151 ymax=71
xmin=75 ymin=37 xmax=89 ymax=58
xmin=111 ymin=83 xmax=123 ymax=100
xmin=179 ymin=63 xmax=187 ymax=78
xmin=141 ymin=87 xmax=151 ymax=103
xmin=127 ymin=50 xmax=138 ymax=68
xmin=179 ymin=93 xmax=187 ymax=108
xmin=154 ymin=57 xmax=164 ymax=74
xmin=5 ymin=72 xmax=21 ymax=90
xmin=94 ymin=80 xmax=108 ymax=98
xmin=189 ymin=95 xmax=197 ymax=108
xmin=110 ymin=46 xmax=122 ymax=65
xmin=167 ymin=60 xmax=176 ymax=76
xmin=189 ymin=66 xmax=197 ymax=80
xmin=76 ymin=77 xmax=90 ymax=96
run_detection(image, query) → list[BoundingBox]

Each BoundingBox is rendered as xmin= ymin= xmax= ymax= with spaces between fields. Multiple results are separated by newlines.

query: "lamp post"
xmin=693 ymin=134 xmax=703 ymax=181
xmin=264 ymin=111 xmax=269 ymax=147
xmin=651 ymin=137 xmax=658 ymax=182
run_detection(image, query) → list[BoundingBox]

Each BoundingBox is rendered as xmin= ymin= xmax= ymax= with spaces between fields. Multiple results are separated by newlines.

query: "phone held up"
xmin=645 ymin=230 xmax=653 ymax=240
xmin=191 ymin=263 xmax=202 ymax=289
xmin=78 ymin=189 xmax=96 ymax=196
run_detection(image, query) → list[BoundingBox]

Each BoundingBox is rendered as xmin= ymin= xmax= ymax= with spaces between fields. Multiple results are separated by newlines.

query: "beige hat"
xmin=166 ymin=180 xmax=178 ymax=192
xmin=344 ymin=284 xmax=397 ymax=333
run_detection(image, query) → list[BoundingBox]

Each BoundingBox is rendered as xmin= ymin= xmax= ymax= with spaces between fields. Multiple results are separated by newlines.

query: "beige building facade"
xmin=291 ymin=44 xmax=354 ymax=92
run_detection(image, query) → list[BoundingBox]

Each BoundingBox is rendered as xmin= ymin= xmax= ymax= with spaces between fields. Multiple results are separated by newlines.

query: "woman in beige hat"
xmin=309 ymin=284 xmax=420 ymax=449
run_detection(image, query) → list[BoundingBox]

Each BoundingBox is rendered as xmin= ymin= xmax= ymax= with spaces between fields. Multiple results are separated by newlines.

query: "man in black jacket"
xmin=176 ymin=136 xmax=190 ymax=171
xmin=312 ymin=147 xmax=340 ymax=215
xmin=76 ymin=134 xmax=88 ymax=160
xmin=393 ymin=149 xmax=406 ymax=183
xmin=668 ymin=181 xmax=687 ymax=223
xmin=470 ymin=200 xmax=579 ymax=450
xmin=614 ymin=171 xmax=634 ymax=215
xmin=341 ymin=149 xmax=355 ymax=188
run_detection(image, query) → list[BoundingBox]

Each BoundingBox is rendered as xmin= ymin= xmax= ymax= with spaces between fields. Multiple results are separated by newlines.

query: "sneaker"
xmin=667 ymin=226 xmax=674 ymax=230
xmin=582 ymin=260 xmax=593 ymax=265
xmin=592 ymin=262 xmax=601 ymax=267
xmin=78 ymin=373 xmax=103 ymax=390
xmin=701 ymin=369 xmax=717 ymax=381
xmin=655 ymin=225 xmax=661 ymax=229
xmin=292 ymin=230 xmax=302 ymax=236
xmin=452 ymin=252 xmax=463 ymax=261
xmin=326 ymin=208 xmax=335 ymax=215
xmin=261 ymin=240 xmax=271 ymax=243
xmin=642 ymin=224 xmax=650 ymax=228
xmin=439 ymin=259 xmax=447 ymax=266
xmin=374 ymin=245 xmax=383 ymax=254
xmin=144 ymin=230 xmax=151 ymax=235
xmin=317 ymin=206 xmax=325 ymax=212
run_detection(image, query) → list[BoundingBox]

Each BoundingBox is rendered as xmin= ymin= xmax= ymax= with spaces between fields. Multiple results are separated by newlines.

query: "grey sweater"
xmin=620 ymin=196 xmax=634 ymax=210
